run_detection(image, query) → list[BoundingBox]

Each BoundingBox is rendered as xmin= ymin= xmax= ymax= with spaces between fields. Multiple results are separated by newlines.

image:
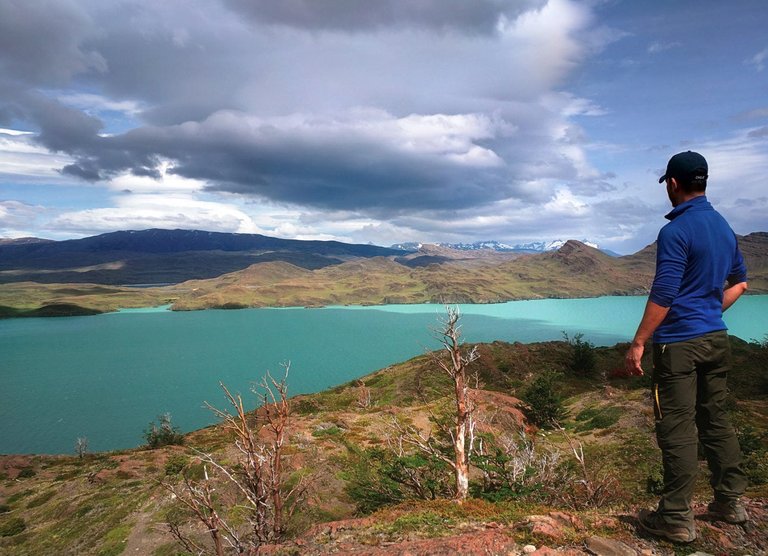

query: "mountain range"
xmin=1 ymin=229 xmax=766 ymax=317
xmin=0 ymin=230 xmax=629 ymax=287
xmin=0 ymin=229 xmax=405 ymax=285
xmin=390 ymin=239 xmax=613 ymax=255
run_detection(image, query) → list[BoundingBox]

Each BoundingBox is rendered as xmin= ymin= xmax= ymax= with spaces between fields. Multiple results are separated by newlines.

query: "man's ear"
xmin=668 ymin=177 xmax=679 ymax=192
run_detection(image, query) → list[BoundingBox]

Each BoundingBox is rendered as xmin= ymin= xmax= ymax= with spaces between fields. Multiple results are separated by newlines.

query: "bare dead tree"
xmin=431 ymin=306 xmax=479 ymax=500
xmin=355 ymin=379 xmax=372 ymax=409
xmin=163 ymin=363 xmax=308 ymax=553
xmin=74 ymin=437 xmax=88 ymax=459
xmin=555 ymin=424 xmax=620 ymax=509
xmin=202 ymin=363 xmax=306 ymax=544
xmin=256 ymin=366 xmax=295 ymax=540
xmin=161 ymin=466 xmax=243 ymax=555
xmin=386 ymin=307 xmax=479 ymax=501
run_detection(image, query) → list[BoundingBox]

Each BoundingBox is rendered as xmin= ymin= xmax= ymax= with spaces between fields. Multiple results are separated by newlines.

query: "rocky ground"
xmin=255 ymin=499 xmax=767 ymax=556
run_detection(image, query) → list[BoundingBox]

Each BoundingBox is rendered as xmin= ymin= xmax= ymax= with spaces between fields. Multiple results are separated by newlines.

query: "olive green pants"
xmin=652 ymin=330 xmax=747 ymax=526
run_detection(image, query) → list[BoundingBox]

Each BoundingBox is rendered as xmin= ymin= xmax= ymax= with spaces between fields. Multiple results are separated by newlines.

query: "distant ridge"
xmin=390 ymin=239 xmax=612 ymax=255
xmin=0 ymin=237 xmax=54 ymax=246
xmin=0 ymin=228 xmax=406 ymax=285
xmin=0 ymin=229 xmax=404 ymax=256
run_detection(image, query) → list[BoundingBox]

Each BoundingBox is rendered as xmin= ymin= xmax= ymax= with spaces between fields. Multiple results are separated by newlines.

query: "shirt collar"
xmin=665 ymin=195 xmax=709 ymax=221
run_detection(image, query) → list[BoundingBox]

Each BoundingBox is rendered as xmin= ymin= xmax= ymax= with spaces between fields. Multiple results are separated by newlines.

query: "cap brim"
xmin=658 ymin=174 xmax=667 ymax=183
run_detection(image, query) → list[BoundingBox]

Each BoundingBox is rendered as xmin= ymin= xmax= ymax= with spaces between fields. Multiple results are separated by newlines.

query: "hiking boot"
xmin=637 ymin=509 xmax=696 ymax=543
xmin=708 ymin=499 xmax=749 ymax=524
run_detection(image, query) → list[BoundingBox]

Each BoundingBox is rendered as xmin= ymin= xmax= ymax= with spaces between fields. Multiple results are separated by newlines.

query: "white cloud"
xmin=0 ymin=200 xmax=48 ymax=238
xmin=647 ymin=41 xmax=680 ymax=54
xmin=747 ymin=47 xmax=768 ymax=72
xmin=108 ymin=162 xmax=206 ymax=194
xmin=48 ymin=194 xmax=260 ymax=236
xmin=0 ymin=132 xmax=75 ymax=179
xmin=54 ymin=92 xmax=143 ymax=117
xmin=543 ymin=92 xmax=607 ymax=117
xmin=0 ymin=128 xmax=34 ymax=136
xmin=229 ymin=109 xmax=506 ymax=167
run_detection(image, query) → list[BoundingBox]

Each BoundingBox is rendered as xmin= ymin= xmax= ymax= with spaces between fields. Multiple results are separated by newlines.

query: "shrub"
xmin=0 ymin=504 xmax=10 ymax=514
xmin=737 ymin=424 xmax=768 ymax=485
xmin=564 ymin=332 xmax=596 ymax=376
xmin=144 ymin=413 xmax=184 ymax=449
xmin=164 ymin=453 xmax=190 ymax=476
xmin=0 ymin=516 xmax=26 ymax=537
xmin=574 ymin=406 xmax=622 ymax=431
xmin=16 ymin=467 xmax=36 ymax=479
xmin=341 ymin=444 xmax=453 ymax=514
xmin=26 ymin=490 xmax=55 ymax=508
xmin=520 ymin=371 xmax=566 ymax=429
xmin=312 ymin=425 xmax=344 ymax=438
xmin=471 ymin=431 xmax=563 ymax=503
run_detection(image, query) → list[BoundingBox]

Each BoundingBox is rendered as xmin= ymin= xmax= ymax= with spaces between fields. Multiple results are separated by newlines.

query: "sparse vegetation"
xmin=162 ymin=366 xmax=309 ymax=554
xmin=144 ymin=413 xmax=185 ymax=449
xmin=164 ymin=454 xmax=190 ymax=476
xmin=0 ymin=516 xmax=26 ymax=537
xmin=574 ymin=405 xmax=622 ymax=432
xmin=564 ymin=332 xmax=597 ymax=377
xmin=520 ymin=371 xmax=566 ymax=428
xmin=16 ymin=467 xmax=36 ymax=479
xmin=737 ymin=423 xmax=768 ymax=485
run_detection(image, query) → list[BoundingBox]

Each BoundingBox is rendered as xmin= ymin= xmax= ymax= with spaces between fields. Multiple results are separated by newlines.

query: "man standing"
xmin=625 ymin=151 xmax=749 ymax=543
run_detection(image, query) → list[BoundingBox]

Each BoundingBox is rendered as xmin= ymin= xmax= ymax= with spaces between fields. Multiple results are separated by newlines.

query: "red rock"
xmin=549 ymin=511 xmax=584 ymax=530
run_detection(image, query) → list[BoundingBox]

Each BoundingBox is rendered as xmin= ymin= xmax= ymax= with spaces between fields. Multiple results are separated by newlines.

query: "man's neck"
xmin=673 ymin=191 xmax=705 ymax=207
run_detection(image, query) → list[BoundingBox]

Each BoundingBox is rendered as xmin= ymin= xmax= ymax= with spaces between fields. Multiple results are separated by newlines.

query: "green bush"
xmin=312 ymin=425 xmax=344 ymax=438
xmin=341 ymin=444 xmax=453 ymax=514
xmin=646 ymin=464 xmax=665 ymax=494
xmin=574 ymin=406 xmax=622 ymax=431
xmin=0 ymin=516 xmax=26 ymax=537
xmin=144 ymin=413 xmax=185 ymax=449
xmin=16 ymin=467 xmax=36 ymax=479
xmin=564 ymin=332 xmax=596 ymax=376
xmin=0 ymin=504 xmax=10 ymax=514
xmin=520 ymin=371 xmax=566 ymax=429
xmin=26 ymin=490 xmax=56 ymax=508
xmin=164 ymin=453 xmax=190 ymax=476
xmin=471 ymin=432 xmax=556 ymax=503
xmin=737 ymin=424 xmax=768 ymax=485
xmin=6 ymin=490 xmax=33 ymax=504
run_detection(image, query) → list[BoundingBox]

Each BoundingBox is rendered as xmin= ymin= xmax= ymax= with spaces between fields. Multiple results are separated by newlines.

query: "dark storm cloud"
xmin=42 ymin=111 xmax=520 ymax=212
xmin=0 ymin=0 xmax=612 ymax=228
xmin=224 ymin=0 xmax=543 ymax=33
xmin=0 ymin=0 xmax=105 ymax=86
xmin=24 ymin=94 xmax=103 ymax=152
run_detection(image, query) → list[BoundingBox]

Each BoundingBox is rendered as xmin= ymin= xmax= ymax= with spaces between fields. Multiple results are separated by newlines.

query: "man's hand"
xmin=625 ymin=342 xmax=645 ymax=376
xmin=626 ymin=300 xmax=669 ymax=377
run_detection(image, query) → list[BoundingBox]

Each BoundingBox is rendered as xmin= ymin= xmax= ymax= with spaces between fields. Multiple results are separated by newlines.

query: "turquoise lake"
xmin=1 ymin=295 xmax=766 ymax=455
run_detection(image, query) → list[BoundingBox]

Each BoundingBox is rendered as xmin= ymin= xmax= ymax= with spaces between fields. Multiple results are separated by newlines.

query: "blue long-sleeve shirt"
xmin=650 ymin=196 xmax=747 ymax=343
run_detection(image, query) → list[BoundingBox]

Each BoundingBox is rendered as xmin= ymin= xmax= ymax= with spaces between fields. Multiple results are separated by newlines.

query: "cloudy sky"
xmin=1 ymin=0 xmax=766 ymax=253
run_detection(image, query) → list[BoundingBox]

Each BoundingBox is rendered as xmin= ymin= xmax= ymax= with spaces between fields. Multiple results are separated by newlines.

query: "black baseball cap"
xmin=658 ymin=151 xmax=708 ymax=183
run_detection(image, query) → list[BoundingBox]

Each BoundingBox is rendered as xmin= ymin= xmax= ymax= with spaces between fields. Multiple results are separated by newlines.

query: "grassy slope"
xmin=1 ymin=338 xmax=766 ymax=555
xmin=0 ymin=282 xmax=174 ymax=318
